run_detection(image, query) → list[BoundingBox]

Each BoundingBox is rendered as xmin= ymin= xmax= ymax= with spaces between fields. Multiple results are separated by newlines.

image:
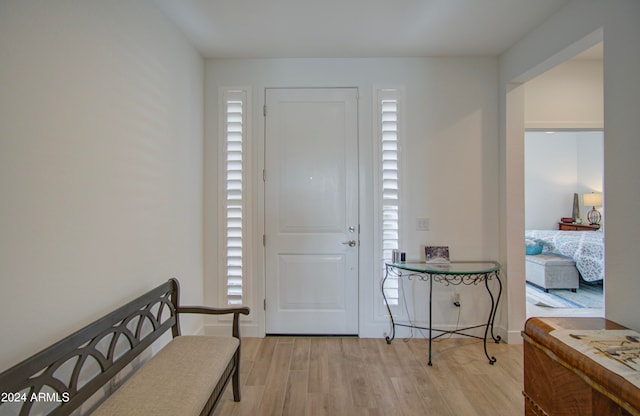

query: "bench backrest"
xmin=0 ymin=279 xmax=181 ymax=416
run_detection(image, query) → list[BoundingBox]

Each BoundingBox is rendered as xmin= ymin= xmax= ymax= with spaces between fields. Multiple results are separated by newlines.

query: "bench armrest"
xmin=176 ymin=306 xmax=250 ymax=338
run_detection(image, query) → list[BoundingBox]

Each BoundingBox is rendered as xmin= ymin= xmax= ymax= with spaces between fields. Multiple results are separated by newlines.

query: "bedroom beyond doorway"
xmin=524 ymin=129 xmax=604 ymax=319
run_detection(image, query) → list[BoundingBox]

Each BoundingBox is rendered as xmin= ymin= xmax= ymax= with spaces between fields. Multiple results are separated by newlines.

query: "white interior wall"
xmin=500 ymin=0 xmax=640 ymax=333
xmin=525 ymin=131 xmax=603 ymax=229
xmin=525 ymin=60 xmax=603 ymax=129
xmin=525 ymin=132 xmax=578 ymax=229
xmin=577 ymin=131 xmax=604 ymax=195
xmin=0 ymin=1 xmax=205 ymax=372
xmin=204 ymin=58 xmax=500 ymax=338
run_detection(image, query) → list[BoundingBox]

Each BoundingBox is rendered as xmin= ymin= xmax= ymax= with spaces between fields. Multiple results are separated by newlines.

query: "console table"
xmin=382 ymin=261 xmax=502 ymax=366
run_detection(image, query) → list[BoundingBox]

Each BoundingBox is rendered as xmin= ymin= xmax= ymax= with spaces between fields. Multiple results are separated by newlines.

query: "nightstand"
xmin=558 ymin=222 xmax=600 ymax=231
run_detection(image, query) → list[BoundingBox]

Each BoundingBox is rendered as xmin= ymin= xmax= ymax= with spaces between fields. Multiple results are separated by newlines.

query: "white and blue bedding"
xmin=525 ymin=229 xmax=604 ymax=283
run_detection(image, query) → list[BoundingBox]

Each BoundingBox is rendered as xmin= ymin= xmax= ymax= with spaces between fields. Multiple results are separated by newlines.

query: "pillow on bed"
xmin=525 ymin=238 xmax=543 ymax=255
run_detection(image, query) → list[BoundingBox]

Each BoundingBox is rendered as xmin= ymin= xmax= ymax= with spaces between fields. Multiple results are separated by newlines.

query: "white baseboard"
xmin=505 ymin=329 xmax=524 ymax=344
xmin=201 ymin=322 xmax=523 ymax=344
xmin=215 ymin=322 xmax=519 ymax=342
xmin=204 ymin=323 xmax=262 ymax=338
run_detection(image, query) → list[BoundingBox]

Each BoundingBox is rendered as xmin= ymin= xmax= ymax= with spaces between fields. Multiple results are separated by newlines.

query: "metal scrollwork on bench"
xmin=1 ymin=279 xmax=250 ymax=416
xmin=0 ymin=283 xmax=178 ymax=416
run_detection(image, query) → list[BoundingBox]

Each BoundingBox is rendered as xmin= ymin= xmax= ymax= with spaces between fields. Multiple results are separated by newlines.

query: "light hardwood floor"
xmin=213 ymin=337 xmax=524 ymax=416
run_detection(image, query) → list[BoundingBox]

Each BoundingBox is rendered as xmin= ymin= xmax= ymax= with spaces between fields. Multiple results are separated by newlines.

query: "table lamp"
xmin=582 ymin=192 xmax=603 ymax=225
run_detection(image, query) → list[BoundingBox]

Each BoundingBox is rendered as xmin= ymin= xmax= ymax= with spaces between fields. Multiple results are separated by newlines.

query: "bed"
xmin=525 ymin=229 xmax=604 ymax=283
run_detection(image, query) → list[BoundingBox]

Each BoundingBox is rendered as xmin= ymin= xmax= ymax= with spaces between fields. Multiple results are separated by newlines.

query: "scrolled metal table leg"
xmin=489 ymin=270 xmax=503 ymax=343
xmin=483 ymin=273 xmax=498 ymax=364
xmin=382 ymin=264 xmax=396 ymax=344
xmin=428 ymin=274 xmax=433 ymax=366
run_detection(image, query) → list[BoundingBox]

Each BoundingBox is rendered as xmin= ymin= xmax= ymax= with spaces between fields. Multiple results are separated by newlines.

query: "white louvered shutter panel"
xmin=224 ymin=91 xmax=246 ymax=305
xmin=379 ymin=90 xmax=400 ymax=306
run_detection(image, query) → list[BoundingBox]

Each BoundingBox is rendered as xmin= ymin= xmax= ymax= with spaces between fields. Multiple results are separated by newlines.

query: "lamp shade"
xmin=583 ymin=192 xmax=603 ymax=207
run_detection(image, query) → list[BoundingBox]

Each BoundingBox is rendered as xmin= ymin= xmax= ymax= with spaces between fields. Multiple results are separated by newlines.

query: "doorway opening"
xmin=524 ymin=130 xmax=604 ymax=318
xmin=520 ymin=43 xmax=604 ymax=320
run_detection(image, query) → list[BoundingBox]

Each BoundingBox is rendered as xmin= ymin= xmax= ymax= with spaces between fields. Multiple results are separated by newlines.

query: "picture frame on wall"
xmin=425 ymin=246 xmax=450 ymax=264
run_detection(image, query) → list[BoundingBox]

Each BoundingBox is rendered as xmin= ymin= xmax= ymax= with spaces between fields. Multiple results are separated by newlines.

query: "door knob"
xmin=342 ymin=240 xmax=357 ymax=247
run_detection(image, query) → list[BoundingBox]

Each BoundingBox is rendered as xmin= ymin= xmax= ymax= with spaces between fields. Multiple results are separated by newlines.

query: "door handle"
xmin=341 ymin=240 xmax=357 ymax=247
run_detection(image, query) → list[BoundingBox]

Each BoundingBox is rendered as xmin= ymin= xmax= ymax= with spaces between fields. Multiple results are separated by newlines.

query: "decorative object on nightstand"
xmin=583 ymin=192 xmax=603 ymax=225
xmin=571 ymin=193 xmax=581 ymax=222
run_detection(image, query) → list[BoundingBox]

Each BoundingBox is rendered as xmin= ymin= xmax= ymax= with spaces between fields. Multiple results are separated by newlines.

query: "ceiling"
xmin=153 ymin=0 xmax=572 ymax=59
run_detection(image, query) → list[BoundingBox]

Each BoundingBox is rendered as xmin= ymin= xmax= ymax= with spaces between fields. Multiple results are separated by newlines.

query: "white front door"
xmin=265 ymin=88 xmax=359 ymax=334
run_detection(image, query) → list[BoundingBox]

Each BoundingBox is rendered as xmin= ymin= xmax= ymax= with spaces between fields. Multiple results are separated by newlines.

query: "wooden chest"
xmin=522 ymin=317 xmax=640 ymax=416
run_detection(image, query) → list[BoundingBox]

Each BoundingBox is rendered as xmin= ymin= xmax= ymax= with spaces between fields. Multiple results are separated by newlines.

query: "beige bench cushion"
xmin=92 ymin=336 xmax=239 ymax=416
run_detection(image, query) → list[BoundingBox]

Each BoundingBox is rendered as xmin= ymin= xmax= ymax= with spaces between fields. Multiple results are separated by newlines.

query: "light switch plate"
xmin=416 ymin=217 xmax=430 ymax=231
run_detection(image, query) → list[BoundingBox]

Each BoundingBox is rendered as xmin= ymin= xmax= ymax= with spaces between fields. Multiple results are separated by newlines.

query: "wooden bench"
xmin=0 ymin=279 xmax=250 ymax=416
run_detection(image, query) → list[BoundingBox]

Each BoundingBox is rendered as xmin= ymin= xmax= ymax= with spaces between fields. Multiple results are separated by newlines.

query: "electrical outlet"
xmin=453 ymin=292 xmax=461 ymax=307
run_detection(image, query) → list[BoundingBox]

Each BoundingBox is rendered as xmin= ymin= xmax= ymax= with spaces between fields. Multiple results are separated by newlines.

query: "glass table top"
xmin=385 ymin=261 xmax=501 ymax=275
